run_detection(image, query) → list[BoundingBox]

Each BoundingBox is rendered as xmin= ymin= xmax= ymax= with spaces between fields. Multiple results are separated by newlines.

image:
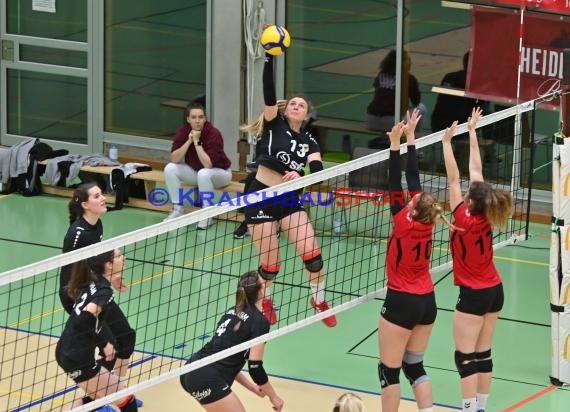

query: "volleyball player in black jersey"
xmin=59 ymin=182 xmax=109 ymax=314
xmin=240 ymin=50 xmax=336 ymax=327
xmin=55 ymin=249 xmax=138 ymax=411
xmin=180 ymin=271 xmax=283 ymax=412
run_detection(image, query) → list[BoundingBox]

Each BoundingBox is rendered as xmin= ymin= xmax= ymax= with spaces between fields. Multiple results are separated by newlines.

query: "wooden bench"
xmin=38 ymin=161 xmax=245 ymax=216
xmin=311 ymin=118 xmax=382 ymax=153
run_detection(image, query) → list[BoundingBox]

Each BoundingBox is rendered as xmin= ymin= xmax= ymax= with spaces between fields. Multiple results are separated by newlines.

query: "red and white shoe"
xmin=310 ymin=297 xmax=337 ymax=328
xmin=262 ymin=298 xmax=277 ymax=325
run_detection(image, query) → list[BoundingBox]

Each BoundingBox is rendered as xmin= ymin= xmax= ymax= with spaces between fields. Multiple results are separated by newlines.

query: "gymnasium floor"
xmin=0 ymin=192 xmax=569 ymax=412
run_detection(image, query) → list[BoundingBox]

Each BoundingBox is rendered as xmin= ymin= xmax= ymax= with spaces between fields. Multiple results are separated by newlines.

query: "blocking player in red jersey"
xmin=442 ymin=107 xmax=513 ymax=412
xmin=379 ymin=109 xmax=453 ymax=412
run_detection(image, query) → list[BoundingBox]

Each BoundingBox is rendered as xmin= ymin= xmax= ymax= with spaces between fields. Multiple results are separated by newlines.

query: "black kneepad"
xmin=402 ymin=361 xmax=428 ymax=387
xmin=455 ymin=350 xmax=477 ymax=378
xmin=116 ymin=327 xmax=136 ymax=359
xmin=476 ymin=349 xmax=493 ymax=373
xmin=378 ymin=362 xmax=401 ymax=389
xmin=303 ymin=254 xmax=323 ymax=273
xmin=259 ymin=265 xmax=279 ymax=281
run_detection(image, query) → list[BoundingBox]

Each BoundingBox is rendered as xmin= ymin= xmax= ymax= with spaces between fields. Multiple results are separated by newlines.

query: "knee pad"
xmin=303 ymin=251 xmax=323 ymax=273
xmin=455 ymin=350 xmax=478 ymax=379
xmin=259 ymin=264 xmax=280 ymax=281
xmin=402 ymin=351 xmax=429 ymax=387
xmin=116 ymin=327 xmax=136 ymax=359
xmin=476 ymin=349 xmax=493 ymax=373
xmin=378 ymin=362 xmax=401 ymax=389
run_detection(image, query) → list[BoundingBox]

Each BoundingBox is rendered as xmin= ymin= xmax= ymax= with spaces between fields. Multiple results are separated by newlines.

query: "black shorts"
xmin=456 ymin=283 xmax=504 ymax=316
xmin=381 ymin=289 xmax=437 ymax=330
xmin=244 ymin=179 xmax=304 ymax=224
xmin=55 ymin=342 xmax=102 ymax=383
xmin=180 ymin=360 xmax=233 ymax=405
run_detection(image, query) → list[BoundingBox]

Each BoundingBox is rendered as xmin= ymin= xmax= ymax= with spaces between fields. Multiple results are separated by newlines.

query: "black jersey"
xmin=58 ymin=276 xmax=114 ymax=361
xmin=60 ymin=217 xmax=103 ymax=290
xmin=256 ymin=115 xmax=320 ymax=174
xmin=195 ymin=305 xmax=270 ymax=381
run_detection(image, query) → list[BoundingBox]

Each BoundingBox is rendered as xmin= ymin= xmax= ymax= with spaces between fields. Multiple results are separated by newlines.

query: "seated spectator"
xmin=431 ymin=52 xmax=480 ymax=133
xmin=366 ymin=50 xmax=426 ymax=132
xmin=163 ymin=102 xmax=232 ymax=229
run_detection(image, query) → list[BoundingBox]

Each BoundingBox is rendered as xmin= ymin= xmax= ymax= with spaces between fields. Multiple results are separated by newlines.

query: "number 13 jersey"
xmin=256 ymin=115 xmax=320 ymax=174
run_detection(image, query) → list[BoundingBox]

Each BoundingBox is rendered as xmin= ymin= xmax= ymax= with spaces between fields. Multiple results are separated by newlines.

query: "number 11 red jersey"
xmin=451 ymin=202 xmax=500 ymax=289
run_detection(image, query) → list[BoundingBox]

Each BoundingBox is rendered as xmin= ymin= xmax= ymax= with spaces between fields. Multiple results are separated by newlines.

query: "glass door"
xmin=0 ymin=0 xmax=93 ymax=153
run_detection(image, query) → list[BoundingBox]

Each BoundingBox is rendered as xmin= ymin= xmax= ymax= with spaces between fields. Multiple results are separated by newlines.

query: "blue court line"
xmin=2 ymin=324 xmax=462 ymax=410
xmin=11 ymin=354 xmax=157 ymax=411
xmin=1 ymin=325 xmax=193 ymax=410
xmin=11 ymin=386 xmax=77 ymax=412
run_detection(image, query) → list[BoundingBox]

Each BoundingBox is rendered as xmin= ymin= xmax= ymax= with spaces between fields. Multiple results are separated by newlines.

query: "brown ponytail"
xmin=413 ymin=192 xmax=461 ymax=230
xmin=240 ymin=100 xmax=287 ymax=138
xmin=233 ymin=271 xmax=262 ymax=331
xmin=467 ymin=181 xmax=513 ymax=226
xmin=67 ymin=249 xmax=114 ymax=300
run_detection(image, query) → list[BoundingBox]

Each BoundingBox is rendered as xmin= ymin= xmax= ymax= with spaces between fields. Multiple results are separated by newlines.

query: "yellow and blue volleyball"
xmin=260 ymin=25 xmax=291 ymax=56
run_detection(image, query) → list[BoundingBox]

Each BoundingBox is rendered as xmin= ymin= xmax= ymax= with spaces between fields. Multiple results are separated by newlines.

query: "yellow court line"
xmin=10 ymin=242 xmax=252 ymax=328
xmin=0 ymin=388 xmax=64 ymax=406
xmin=494 ymin=254 xmax=549 ymax=267
xmin=0 ymin=194 xmax=13 ymax=200
xmin=315 ymin=87 xmax=373 ymax=110
xmin=9 ymin=307 xmax=65 ymax=328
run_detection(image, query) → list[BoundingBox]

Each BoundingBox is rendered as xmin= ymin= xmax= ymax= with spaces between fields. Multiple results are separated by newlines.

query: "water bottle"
xmin=109 ymin=144 xmax=119 ymax=162
xmin=333 ymin=216 xmax=342 ymax=235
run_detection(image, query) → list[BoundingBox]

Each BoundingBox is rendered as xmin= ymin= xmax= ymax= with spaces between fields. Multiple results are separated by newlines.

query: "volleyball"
xmin=260 ymin=25 xmax=291 ymax=56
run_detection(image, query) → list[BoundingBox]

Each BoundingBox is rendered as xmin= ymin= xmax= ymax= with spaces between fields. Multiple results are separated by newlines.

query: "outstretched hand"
xmin=467 ymin=107 xmax=483 ymax=131
xmin=404 ymin=108 xmax=422 ymax=137
xmin=442 ymin=121 xmax=458 ymax=144
xmin=387 ymin=121 xmax=406 ymax=146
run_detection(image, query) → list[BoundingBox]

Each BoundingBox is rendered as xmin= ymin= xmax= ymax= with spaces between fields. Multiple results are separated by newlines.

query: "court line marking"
xmin=501 ymin=385 xmax=558 ymax=411
xmin=2 ymin=324 xmax=461 ymax=411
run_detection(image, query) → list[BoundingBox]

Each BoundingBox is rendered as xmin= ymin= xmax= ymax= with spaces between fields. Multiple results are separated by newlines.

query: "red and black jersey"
xmin=451 ymin=202 xmax=500 ymax=289
xmin=386 ymin=207 xmax=435 ymax=295
xmin=256 ymin=115 xmax=320 ymax=174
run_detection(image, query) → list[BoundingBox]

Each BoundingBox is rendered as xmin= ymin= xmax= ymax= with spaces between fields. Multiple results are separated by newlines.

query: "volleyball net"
xmin=0 ymin=99 xmax=541 ymax=411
